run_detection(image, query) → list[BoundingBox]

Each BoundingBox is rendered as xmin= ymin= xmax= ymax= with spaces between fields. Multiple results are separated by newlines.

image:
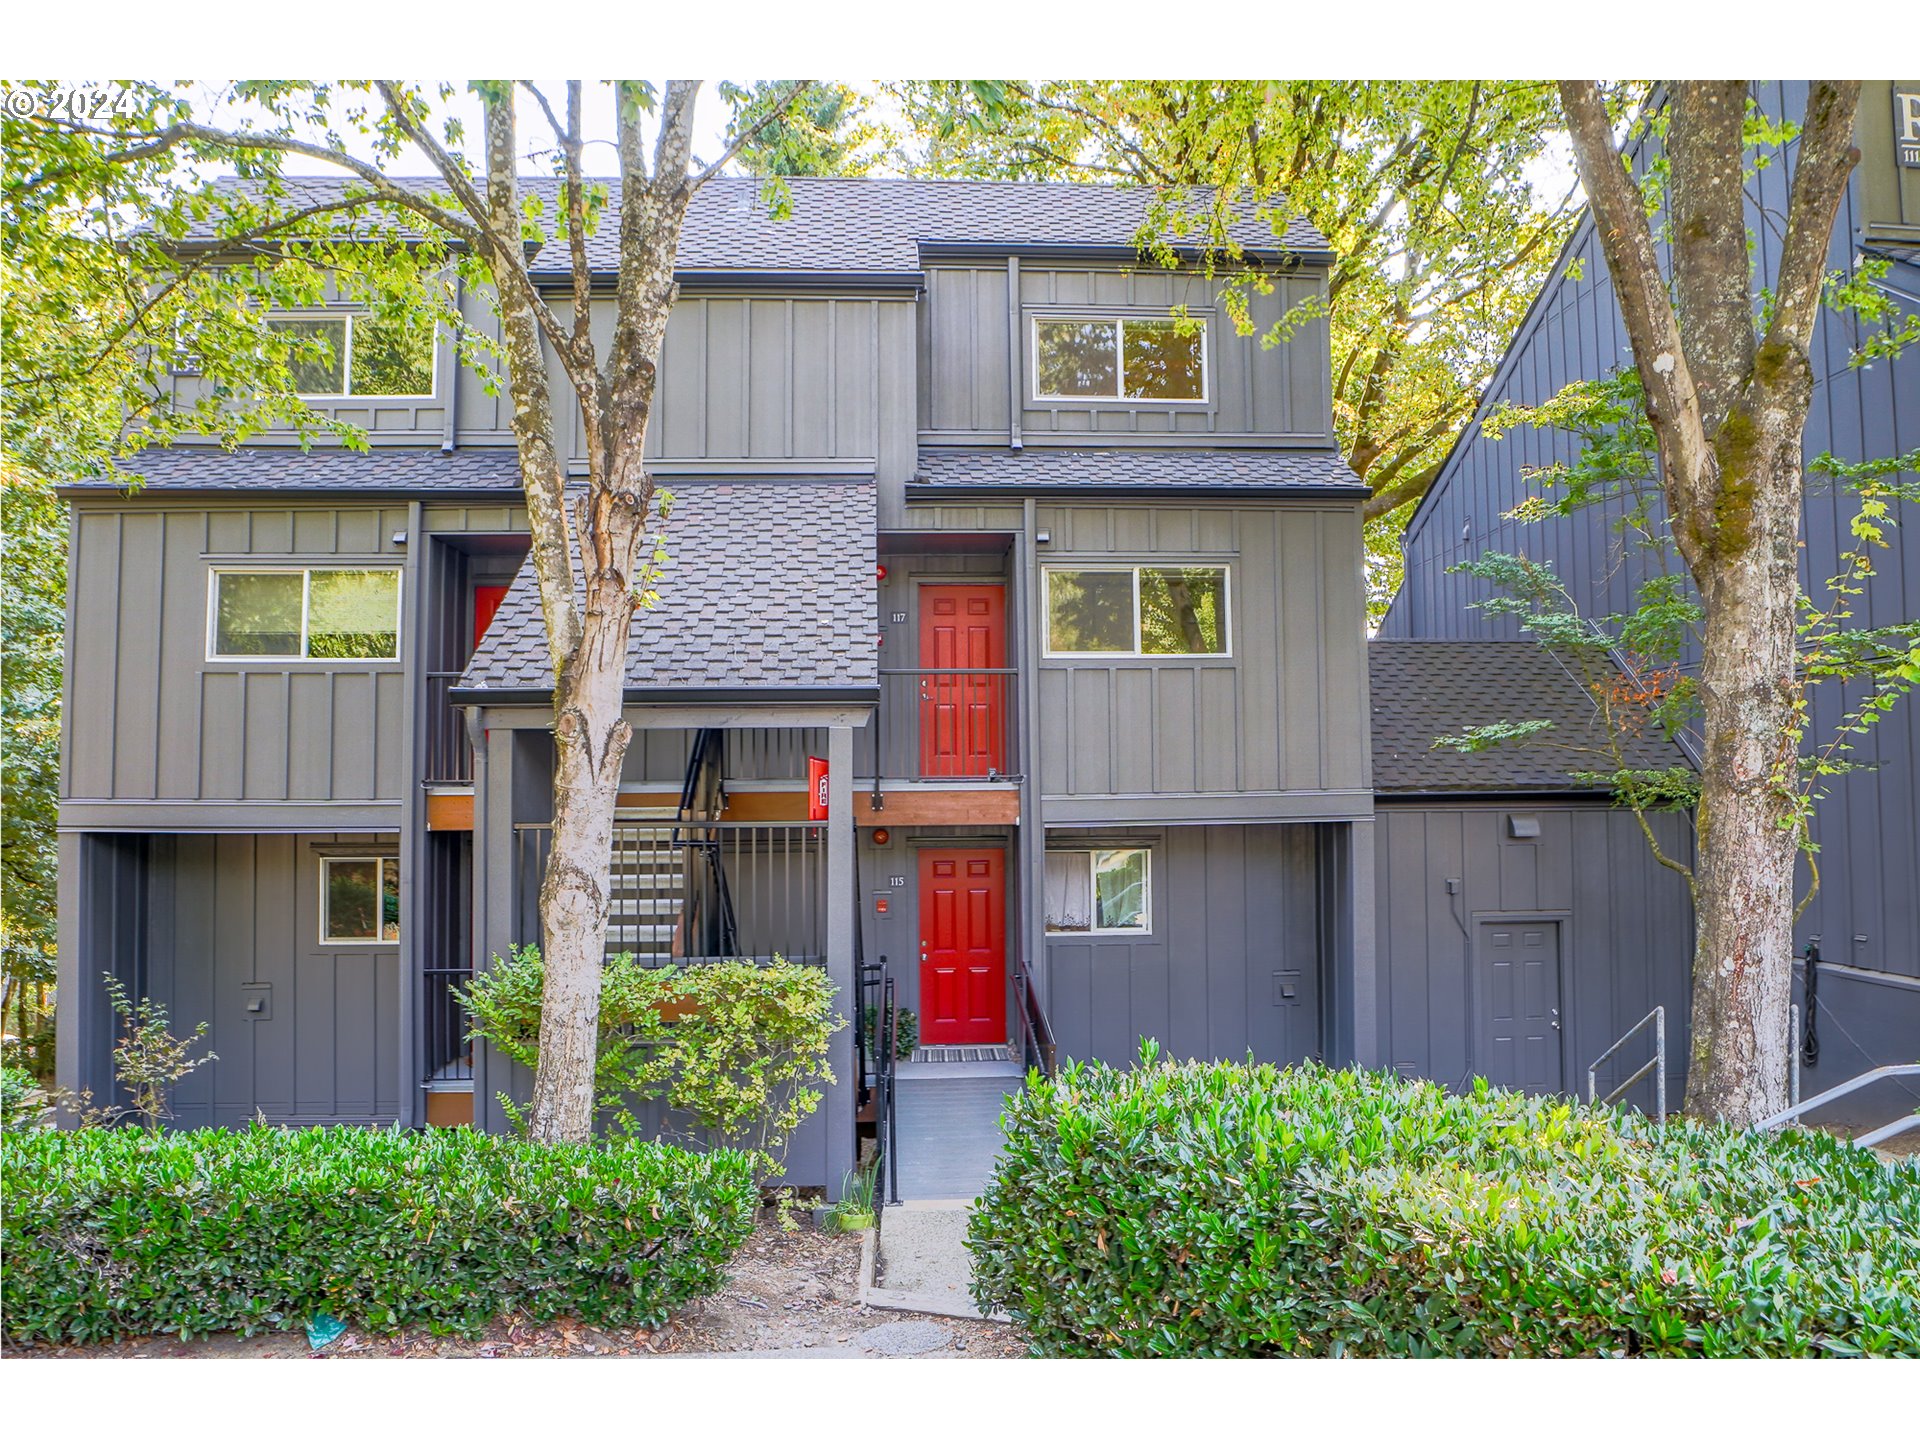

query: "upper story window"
xmin=266 ymin=311 xmax=436 ymax=399
xmin=209 ymin=568 xmax=402 ymax=661
xmin=1031 ymin=314 xmax=1207 ymax=403
xmin=1044 ymin=848 xmax=1151 ymax=934
xmin=1044 ymin=565 xmax=1229 ymax=657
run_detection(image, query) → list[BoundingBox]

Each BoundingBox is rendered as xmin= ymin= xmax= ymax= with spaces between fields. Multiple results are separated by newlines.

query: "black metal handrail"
xmin=672 ymin=729 xmax=739 ymax=957
xmin=874 ymin=666 xmax=1022 ymax=784
xmin=1013 ymin=948 xmax=1057 ymax=1080
xmin=423 ymin=671 xmax=472 ymax=785
xmin=879 ymin=971 xmax=899 ymax=1206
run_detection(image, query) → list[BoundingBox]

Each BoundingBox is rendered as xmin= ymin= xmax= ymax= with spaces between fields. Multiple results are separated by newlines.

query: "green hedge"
xmin=2 ymin=1124 xmax=758 ymax=1345
xmin=969 ymin=1056 xmax=1920 ymax=1357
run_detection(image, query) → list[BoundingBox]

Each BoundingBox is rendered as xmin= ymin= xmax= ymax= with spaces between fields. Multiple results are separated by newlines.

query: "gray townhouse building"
xmin=1385 ymin=81 xmax=1920 ymax=1126
xmin=57 ymin=174 xmax=1699 ymax=1193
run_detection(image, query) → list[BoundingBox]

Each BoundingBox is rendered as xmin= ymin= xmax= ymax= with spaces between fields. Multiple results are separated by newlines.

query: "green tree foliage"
xmin=2 ymin=83 xmax=454 ymax=1069
xmin=1447 ymin=369 xmax=1920 ymax=915
xmin=890 ymin=80 xmax=1608 ymax=617
xmin=724 ymin=81 xmax=894 ymax=177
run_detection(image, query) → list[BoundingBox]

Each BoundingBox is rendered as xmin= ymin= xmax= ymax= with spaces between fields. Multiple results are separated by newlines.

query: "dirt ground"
xmin=9 ymin=1213 xmax=1029 ymax=1360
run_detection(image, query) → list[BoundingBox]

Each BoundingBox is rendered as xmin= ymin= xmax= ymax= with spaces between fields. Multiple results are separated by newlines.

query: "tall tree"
xmin=36 ymin=79 xmax=809 ymax=1142
xmin=891 ymin=80 xmax=1595 ymax=614
xmin=1559 ymin=81 xmax=1865 ymax=1125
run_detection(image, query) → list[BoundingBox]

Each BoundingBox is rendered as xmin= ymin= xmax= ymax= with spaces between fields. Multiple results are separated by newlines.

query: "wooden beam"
xmin=856 ymin=789 xmax=1019 ymax=827
xmin=425 ymin=792 xmax=474 ymax=832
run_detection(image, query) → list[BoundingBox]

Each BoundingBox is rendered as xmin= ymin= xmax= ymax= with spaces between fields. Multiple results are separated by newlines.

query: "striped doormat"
xmin=909 ymin=1045 xmax=1017 ymax=1065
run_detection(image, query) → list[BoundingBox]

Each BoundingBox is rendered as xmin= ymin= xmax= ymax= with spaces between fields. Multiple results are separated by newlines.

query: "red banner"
xmin=807 ymin=755 xmax=829 ymax=820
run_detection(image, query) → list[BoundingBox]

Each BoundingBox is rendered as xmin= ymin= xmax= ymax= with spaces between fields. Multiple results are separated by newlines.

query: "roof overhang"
xmin=907 ymin=482 xmax=1371 ymax=502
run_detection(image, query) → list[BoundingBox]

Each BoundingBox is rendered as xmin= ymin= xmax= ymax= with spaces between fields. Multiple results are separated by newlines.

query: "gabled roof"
xmin=186 ymin=176 xmax=1331 ymax=275
xmin=63 ymin=445 xmax=523 ymax=497
xmin=457 ymin=478 xmax=877 ymax=699
xmin=1369 ymin=639 xmax=1692 ymax=795
xmin=912 ymin=446 xmax=1367 ymax=497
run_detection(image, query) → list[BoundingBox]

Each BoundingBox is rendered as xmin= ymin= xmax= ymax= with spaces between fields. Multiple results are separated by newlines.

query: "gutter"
xmin=907 ymin=482 xmax=1372 ymax=502
xmin=448 ymin=683 xmax=883 ymax=708
xmin=57 ymin=485 xmax=527 ymax=503
xmin=531 ymin=268 xmax=925 ymax=295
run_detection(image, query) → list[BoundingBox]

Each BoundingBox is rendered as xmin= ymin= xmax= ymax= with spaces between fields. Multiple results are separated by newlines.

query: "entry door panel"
xmin=1477 ymin=921 xmax=1563 ymax=1094
xmin=917 ymin=585 xmax=1006 ymax=778
xmin=919 ymin=848 xmax=1006 ymax=1045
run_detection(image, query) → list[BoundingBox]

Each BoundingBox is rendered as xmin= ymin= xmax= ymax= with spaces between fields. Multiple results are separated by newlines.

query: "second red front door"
xmin=918 ymin=847 xmax=1006 ymax=1046
xmin=917 ymin=584 xmax=1006 ymax=778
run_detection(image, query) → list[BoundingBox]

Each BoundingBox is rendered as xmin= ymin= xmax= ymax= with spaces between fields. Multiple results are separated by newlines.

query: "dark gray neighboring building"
xmin=1383 ymin=82 xmax=1920 ymax=1125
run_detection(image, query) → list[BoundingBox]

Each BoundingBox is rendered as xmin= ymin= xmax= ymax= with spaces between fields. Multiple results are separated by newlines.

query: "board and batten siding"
xmin=1034 ymin=503 xmax=1371 ymax=818
xmin=918 ymin=264 xmax=1332 ymax=445
xmin=63 ymin=503 xmax=408 ymax=811
xmin=71 ymin=832 xmax=402 ymax=1128
xmin=1374 ymin=803 xmax=1696 ymax=1109
xmin=1046 ymin=824 xmax=1323 ymax=1068
xmin=1383 ymin=81 xmax=1920 ymax=986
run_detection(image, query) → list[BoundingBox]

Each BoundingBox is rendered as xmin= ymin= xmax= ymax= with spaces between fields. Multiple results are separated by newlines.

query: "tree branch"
xmin=691 ymin=80 xmax=815 ymax=188
xmin=1765 ymin=81 xmax=1862 ymax=358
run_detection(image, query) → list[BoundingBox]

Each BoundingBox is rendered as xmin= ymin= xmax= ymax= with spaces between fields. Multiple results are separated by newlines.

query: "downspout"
xmin=465 ymin=707 xmax=491 ymax=1129
xmin=396 ymin=499 xmax=425 ymax=1128
xmin=1007 ymin=256 xmax=1023 ymax=451
xmin=1019 ymin=496 xmax=1045 ymax=1032
xmin=440 ymin=273 xmax=462 ymax=454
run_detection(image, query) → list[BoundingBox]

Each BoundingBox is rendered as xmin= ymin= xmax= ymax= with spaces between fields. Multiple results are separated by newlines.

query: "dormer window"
xmin=267 ymin=311 xmax=436 ymax=399
xmin=1031 ymin=314 xmax=1207 ymax=403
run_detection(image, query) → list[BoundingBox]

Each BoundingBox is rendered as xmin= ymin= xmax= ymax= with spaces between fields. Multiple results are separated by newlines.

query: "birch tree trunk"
xmin=1559 ymin=80 xmax=1862 ymax=1125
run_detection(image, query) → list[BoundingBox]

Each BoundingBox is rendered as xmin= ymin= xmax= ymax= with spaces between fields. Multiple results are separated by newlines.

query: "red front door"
xmin=917 ymin=584 xmax=1007 ymax=778
xmin=918 ymin=848 xmax=1006 ymax=1046
xmin=473 ymin=584 xmax=510 ymax=650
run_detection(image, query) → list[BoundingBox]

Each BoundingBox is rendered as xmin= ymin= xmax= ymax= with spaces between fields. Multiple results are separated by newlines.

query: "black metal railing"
xmin=878 ymin=969 xmax=899 ymax=1205
xmin=1014 ymin=948 xmax=1057 ymax=1080
xmin=875 ymin=667 xmax=1020 ymax=783
xmin=423 ymin=671 xmax=472 ymax=785
xmin=513 ymin=819 xmax=826 ymax=965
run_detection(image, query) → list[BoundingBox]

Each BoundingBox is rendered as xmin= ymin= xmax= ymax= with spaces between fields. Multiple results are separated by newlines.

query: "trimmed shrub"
xmin=2 ymin=1124 xmax=757 ymax=1345
xmin=969 ymin=1054 xmax=1920 ymax=1357
xmin=457 ymin=946 xmax=840 ymax=1179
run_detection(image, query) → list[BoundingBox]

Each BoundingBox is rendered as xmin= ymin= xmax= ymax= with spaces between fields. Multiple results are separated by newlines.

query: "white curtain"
xmin=1044 ymin=851 xmax=1092 ymax=931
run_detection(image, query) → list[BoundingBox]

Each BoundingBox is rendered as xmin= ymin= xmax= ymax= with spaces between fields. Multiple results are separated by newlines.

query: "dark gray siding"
xmin=71 ymin=832 xmax=403 ymax=1127
xmin=63 ymin=502 xmax=408 ymax=815
xmin=1045 ymin=823 xmax=1323 ymax=1068
xmin=919 ymin=264 xmax=1332 ymax=446
xmin=1034 ymin=502 xmax=1371 ymax=818
xmin=1384 ymin=82 xmax=1920 ymax=988
xmin=1375 ymin=803 xmax=1695 ymax=1109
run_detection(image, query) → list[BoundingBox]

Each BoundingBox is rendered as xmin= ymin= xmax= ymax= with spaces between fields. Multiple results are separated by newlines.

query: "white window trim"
xmin=271 ymin=310 xmax=438 ymax=402
xmin=1044 ymin=847 xmax=1153 ymax=936
xmin=205 ymin=566 xmax=404 ymax=664
xmin=319 ymin=854 xmax=400 ymax=946
xmin=1041 ymin=563 xmax=1232 ymax=659
xmin=1029 ymin=312 xmax=1210 ymax=406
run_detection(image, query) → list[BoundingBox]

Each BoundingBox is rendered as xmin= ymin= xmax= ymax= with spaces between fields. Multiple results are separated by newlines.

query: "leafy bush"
xmin=0 ymin=1064 xmax=44 ymax=1133
xmin=864 ymin=1003 xmax=919 ymax=1059
xmin=1 ymin=1124 xmax=757 ymax=1345
xmin=457 ymin=946 xmax=840 ymax=1179
xmin=970 ymin=1052 xmax=1920 ymax=1357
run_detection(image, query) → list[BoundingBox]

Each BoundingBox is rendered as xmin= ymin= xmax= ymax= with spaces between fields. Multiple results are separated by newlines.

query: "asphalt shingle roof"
xmin=190 ymin=176 xmax=1330 ymax=273
xmin=65 ymin=445 xmax=524 ymax=495
xmin=459 ymin=479 xmax=876 ymax=696
xmin=1369 ymin=640 xmax=1693 ymax=795
xmin=913 ymin=447 xmax=1366 ymax=493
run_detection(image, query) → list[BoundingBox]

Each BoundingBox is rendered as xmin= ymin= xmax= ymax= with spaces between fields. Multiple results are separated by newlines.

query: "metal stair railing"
xmin=1757 ymin=1064 xmax=1920 ymax=1149
xmin=1587 ymin=1006 xmax=1666 ymax=1117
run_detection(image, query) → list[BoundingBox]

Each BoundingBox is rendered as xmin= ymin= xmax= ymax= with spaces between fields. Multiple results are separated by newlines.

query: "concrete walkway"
xmin=892 ymin=1062 xmax=1020 ymax=1202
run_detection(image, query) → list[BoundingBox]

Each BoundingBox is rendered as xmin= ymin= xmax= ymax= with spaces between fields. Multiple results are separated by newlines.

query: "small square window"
xmin=322 ymin=856 xmax=400 ymax=943
xmin=1045 ymin=848 xmax=1150 ymax=934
